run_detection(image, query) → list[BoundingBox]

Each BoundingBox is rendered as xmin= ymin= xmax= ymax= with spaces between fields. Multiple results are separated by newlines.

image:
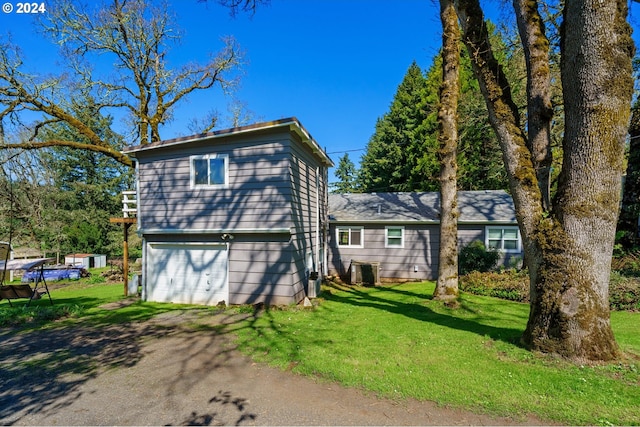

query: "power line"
xmin=327 ymin=148 xmax=366 ymax=155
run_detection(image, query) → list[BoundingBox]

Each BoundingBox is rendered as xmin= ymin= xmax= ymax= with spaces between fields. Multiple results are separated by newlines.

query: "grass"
xmin=0 ymin=272 xmax=214 ymax=328
xmin=230 ymin=281 xmax=640 ymax=425
xmin=2 ymin=275 xmax=639 ymax=425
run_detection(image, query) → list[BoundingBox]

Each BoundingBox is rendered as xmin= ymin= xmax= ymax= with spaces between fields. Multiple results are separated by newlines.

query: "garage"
xmin=145 ymin=242 xmax=229 ymax=306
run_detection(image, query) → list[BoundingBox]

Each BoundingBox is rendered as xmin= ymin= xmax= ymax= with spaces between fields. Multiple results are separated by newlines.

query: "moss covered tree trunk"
xmin=434 ymin=0 xmax=461 ymax=302
xmin=522 ymin=0 xmax=634 ymax=360
xmin=454 ymin=0 xmax=634 ymax=361
xmin=513 ymin=0 xmax=553 ymax=211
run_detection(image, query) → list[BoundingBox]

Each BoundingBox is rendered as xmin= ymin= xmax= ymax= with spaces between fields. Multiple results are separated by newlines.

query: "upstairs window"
xmin=385 ymin=226 xmax=404 ymax=248
xmin=486 ymin=226 xmax=521 ymax=253
xmin=191 ymin=154 xmax=228 ymax=188
xmin=337 ymin=226 xmax=363 ymax=248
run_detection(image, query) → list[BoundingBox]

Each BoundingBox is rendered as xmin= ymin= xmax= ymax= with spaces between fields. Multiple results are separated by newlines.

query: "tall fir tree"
xmin=358 ymin=24 xmax=515 ymax=194
xmin=332 ymin=153 xmax=358 ymax=193
xmin=35 ymin=96 xmax=134 ymax=256
xmin=358 ymin=61 xmax=435 ymax=192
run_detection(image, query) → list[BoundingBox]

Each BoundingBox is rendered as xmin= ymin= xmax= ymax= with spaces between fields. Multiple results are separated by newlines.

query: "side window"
xmin=337 ymin=227 xmax=364 ymax=248
xmin=486 ymin=226 xmax=521 ymax=253
xmin=191 ymin=154 xmax=228 ymax=188
xmin=385 ymin=226 xmax=404 ymax=248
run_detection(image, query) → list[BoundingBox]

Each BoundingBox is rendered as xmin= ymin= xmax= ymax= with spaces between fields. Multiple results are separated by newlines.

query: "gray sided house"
xmin=124 ymin=118 xmax=333 ymax=306
xmin=328 ymin=190 xmax=523 ymax=282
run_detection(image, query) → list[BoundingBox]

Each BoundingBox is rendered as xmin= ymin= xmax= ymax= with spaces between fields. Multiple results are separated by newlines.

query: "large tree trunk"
xmin=454 ymin=0 xmax=634 ymax=361
xmin=513 ymin=0 xmax=553 ymax=212
xmin=522 ymin=0 xmax=634 ymax=360
xmin=454 ymin=0 xmax=543 ymax=279
xmin=434 ymin=0 xmax=461 ymax=302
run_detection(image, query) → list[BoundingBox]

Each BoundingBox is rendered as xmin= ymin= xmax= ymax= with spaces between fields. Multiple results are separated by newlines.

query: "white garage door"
xmin=146 ymin=243 xmax=228 ymax=306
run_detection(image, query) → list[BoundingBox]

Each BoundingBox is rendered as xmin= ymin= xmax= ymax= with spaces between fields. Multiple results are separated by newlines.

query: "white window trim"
xmin=336 ymin=226 xmax=364 ymax=248
xmin=385 ymin=226 xmax=405 ymax=248
xmin=485 ymin=225 xmax=521 ymax=253
xmin=190 ymin=153 xmax=229 ymax=189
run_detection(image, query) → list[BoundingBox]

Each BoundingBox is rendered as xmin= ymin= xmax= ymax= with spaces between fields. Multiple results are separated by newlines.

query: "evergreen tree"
xmin=332 ymin=153 xmax=358 ymax=193
xmin=617 ymin=58 xmax=640 ymax=250
xmin=358 ymin=25 xmax=516 ymax=194
xmin=34 ymin=97 xmax=133 ymax=256
xmin=358 ymin=61 xmax=435 ymax=192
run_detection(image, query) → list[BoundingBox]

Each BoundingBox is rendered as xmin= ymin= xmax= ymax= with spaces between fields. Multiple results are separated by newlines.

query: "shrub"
xmin=458 ymin=240 xmax=500 ymax=275
xmin=609 ymin=271 xmax=640 ymax=311
xmin=460 ymin=269 xmax=640 ymax=311
xmin=459 ymin=269 xmax=529 ymax=302
xmin=611 ymin=249 xmax=640 ymax=277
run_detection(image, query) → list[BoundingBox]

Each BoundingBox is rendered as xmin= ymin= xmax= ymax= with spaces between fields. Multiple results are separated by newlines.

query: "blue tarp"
xmin=22 ymin=268 xmax=83 ymax=282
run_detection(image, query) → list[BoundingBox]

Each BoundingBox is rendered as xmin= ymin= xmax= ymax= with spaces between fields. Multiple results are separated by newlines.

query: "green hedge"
xmin=460 ymin=269 xmax=640 ymax=311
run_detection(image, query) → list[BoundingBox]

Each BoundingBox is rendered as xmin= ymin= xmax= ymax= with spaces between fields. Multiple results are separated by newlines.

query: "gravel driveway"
xmin=0 ymin=307 xmax=549 ymax=426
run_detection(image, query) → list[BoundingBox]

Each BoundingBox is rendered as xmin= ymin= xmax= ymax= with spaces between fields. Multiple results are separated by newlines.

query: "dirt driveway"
xmin=0 ymin=307 xmax=550 ymax=426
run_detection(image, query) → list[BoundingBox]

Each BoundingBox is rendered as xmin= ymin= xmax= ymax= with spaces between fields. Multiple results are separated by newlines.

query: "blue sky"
xmin=162 ymin=0 xmax=461 ymax=176
xmin=2 ymin=1 xmax=639 ymax=184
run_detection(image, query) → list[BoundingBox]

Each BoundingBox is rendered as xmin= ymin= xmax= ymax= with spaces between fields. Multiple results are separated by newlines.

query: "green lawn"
xmin=230 ymin=281 xmax=640 ymax=425
xmin=0 ymin=276 xmax=197 ymax=328
xmin=2 ymin=278 xmax=638 ymax=425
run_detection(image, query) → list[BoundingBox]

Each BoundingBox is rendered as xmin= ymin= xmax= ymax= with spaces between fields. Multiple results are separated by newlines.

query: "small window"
xmin=337 ymin=227 xmax=363 ymax=248
xmin=385 ymin=226 xmax=404 ymax=248
xmin=191 ymin=154 xmax=228 ymax=188
xmin=486 ymin=226 xmax=521 ymax=253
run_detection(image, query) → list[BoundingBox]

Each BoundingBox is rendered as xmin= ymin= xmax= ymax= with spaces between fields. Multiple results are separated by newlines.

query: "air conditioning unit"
xmin=349 ymin=260 xmax=380 ymax=286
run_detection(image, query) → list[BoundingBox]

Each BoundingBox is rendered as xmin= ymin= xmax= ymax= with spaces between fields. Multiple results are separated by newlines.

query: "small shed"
xmin=65 ymin=254 xmax=107 ymax=269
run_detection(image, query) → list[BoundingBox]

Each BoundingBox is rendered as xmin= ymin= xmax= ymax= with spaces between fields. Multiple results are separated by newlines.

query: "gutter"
xmin=138 ymin=227 xmax=292 ymax=235
xmin=327 ymin=219 xmax=518 ymax=225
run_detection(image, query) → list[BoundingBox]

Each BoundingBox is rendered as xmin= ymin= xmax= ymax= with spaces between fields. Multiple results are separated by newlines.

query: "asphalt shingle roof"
xmin=328 ymin=190 xmax=517 ymax=224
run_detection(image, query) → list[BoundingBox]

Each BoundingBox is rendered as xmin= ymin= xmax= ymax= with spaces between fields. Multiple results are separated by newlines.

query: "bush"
xmin=611 ymin=249 xmax=640 ymax=277
xmin=609 ymin=271 xmax=640 ymax=311
xmin=458 ymin=240 xmax=500 ymax=275
xmin=460 ymin=269 xmax=640 ymax=311
xmin=460 ymin=269 xmax=530 ymax=302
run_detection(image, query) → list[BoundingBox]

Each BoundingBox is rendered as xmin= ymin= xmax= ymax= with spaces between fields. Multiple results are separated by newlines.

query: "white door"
xmin=146 ymin=243 xmax=228 ymax=306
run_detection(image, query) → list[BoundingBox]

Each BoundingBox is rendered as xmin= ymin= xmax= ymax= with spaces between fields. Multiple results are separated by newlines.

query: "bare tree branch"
xmin=0 ymin=0 xmax=243 ymax=166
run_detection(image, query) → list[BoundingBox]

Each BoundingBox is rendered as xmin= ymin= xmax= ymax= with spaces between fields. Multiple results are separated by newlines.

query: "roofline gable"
xmin=123 ymin=117 xmax=334 ymax=166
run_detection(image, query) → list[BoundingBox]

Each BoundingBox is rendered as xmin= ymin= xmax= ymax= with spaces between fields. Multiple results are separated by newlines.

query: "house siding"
xmin=289 ymin=134 xmax=324 ymax=296
xmin=136 ymin=135 xmax=293 ymax=231
xmin=142 ymin=233 xmax=300 ymax=305
xmin=129 ymin=119 xmax=332 ymax=306
xmin=328 ymin=224 xmax=441 ymax=280
xmin=458 ymin=224 xmax=522 ymax=268
xmin=227 ymin=235 xmax=304 ymax=305
xmin=328 ymin=223 xmax=521 ymax=281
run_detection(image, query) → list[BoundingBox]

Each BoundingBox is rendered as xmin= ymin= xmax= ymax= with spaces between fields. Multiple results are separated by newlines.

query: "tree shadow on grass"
xmin=323 ymin=281 xmax=526 ymax=346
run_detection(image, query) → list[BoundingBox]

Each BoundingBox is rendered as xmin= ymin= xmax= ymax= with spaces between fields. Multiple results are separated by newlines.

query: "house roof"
xmin=123 ymin=117 xmax=333 ymax=166
xmin=328 ymin=190 xmax=517 ymax=224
